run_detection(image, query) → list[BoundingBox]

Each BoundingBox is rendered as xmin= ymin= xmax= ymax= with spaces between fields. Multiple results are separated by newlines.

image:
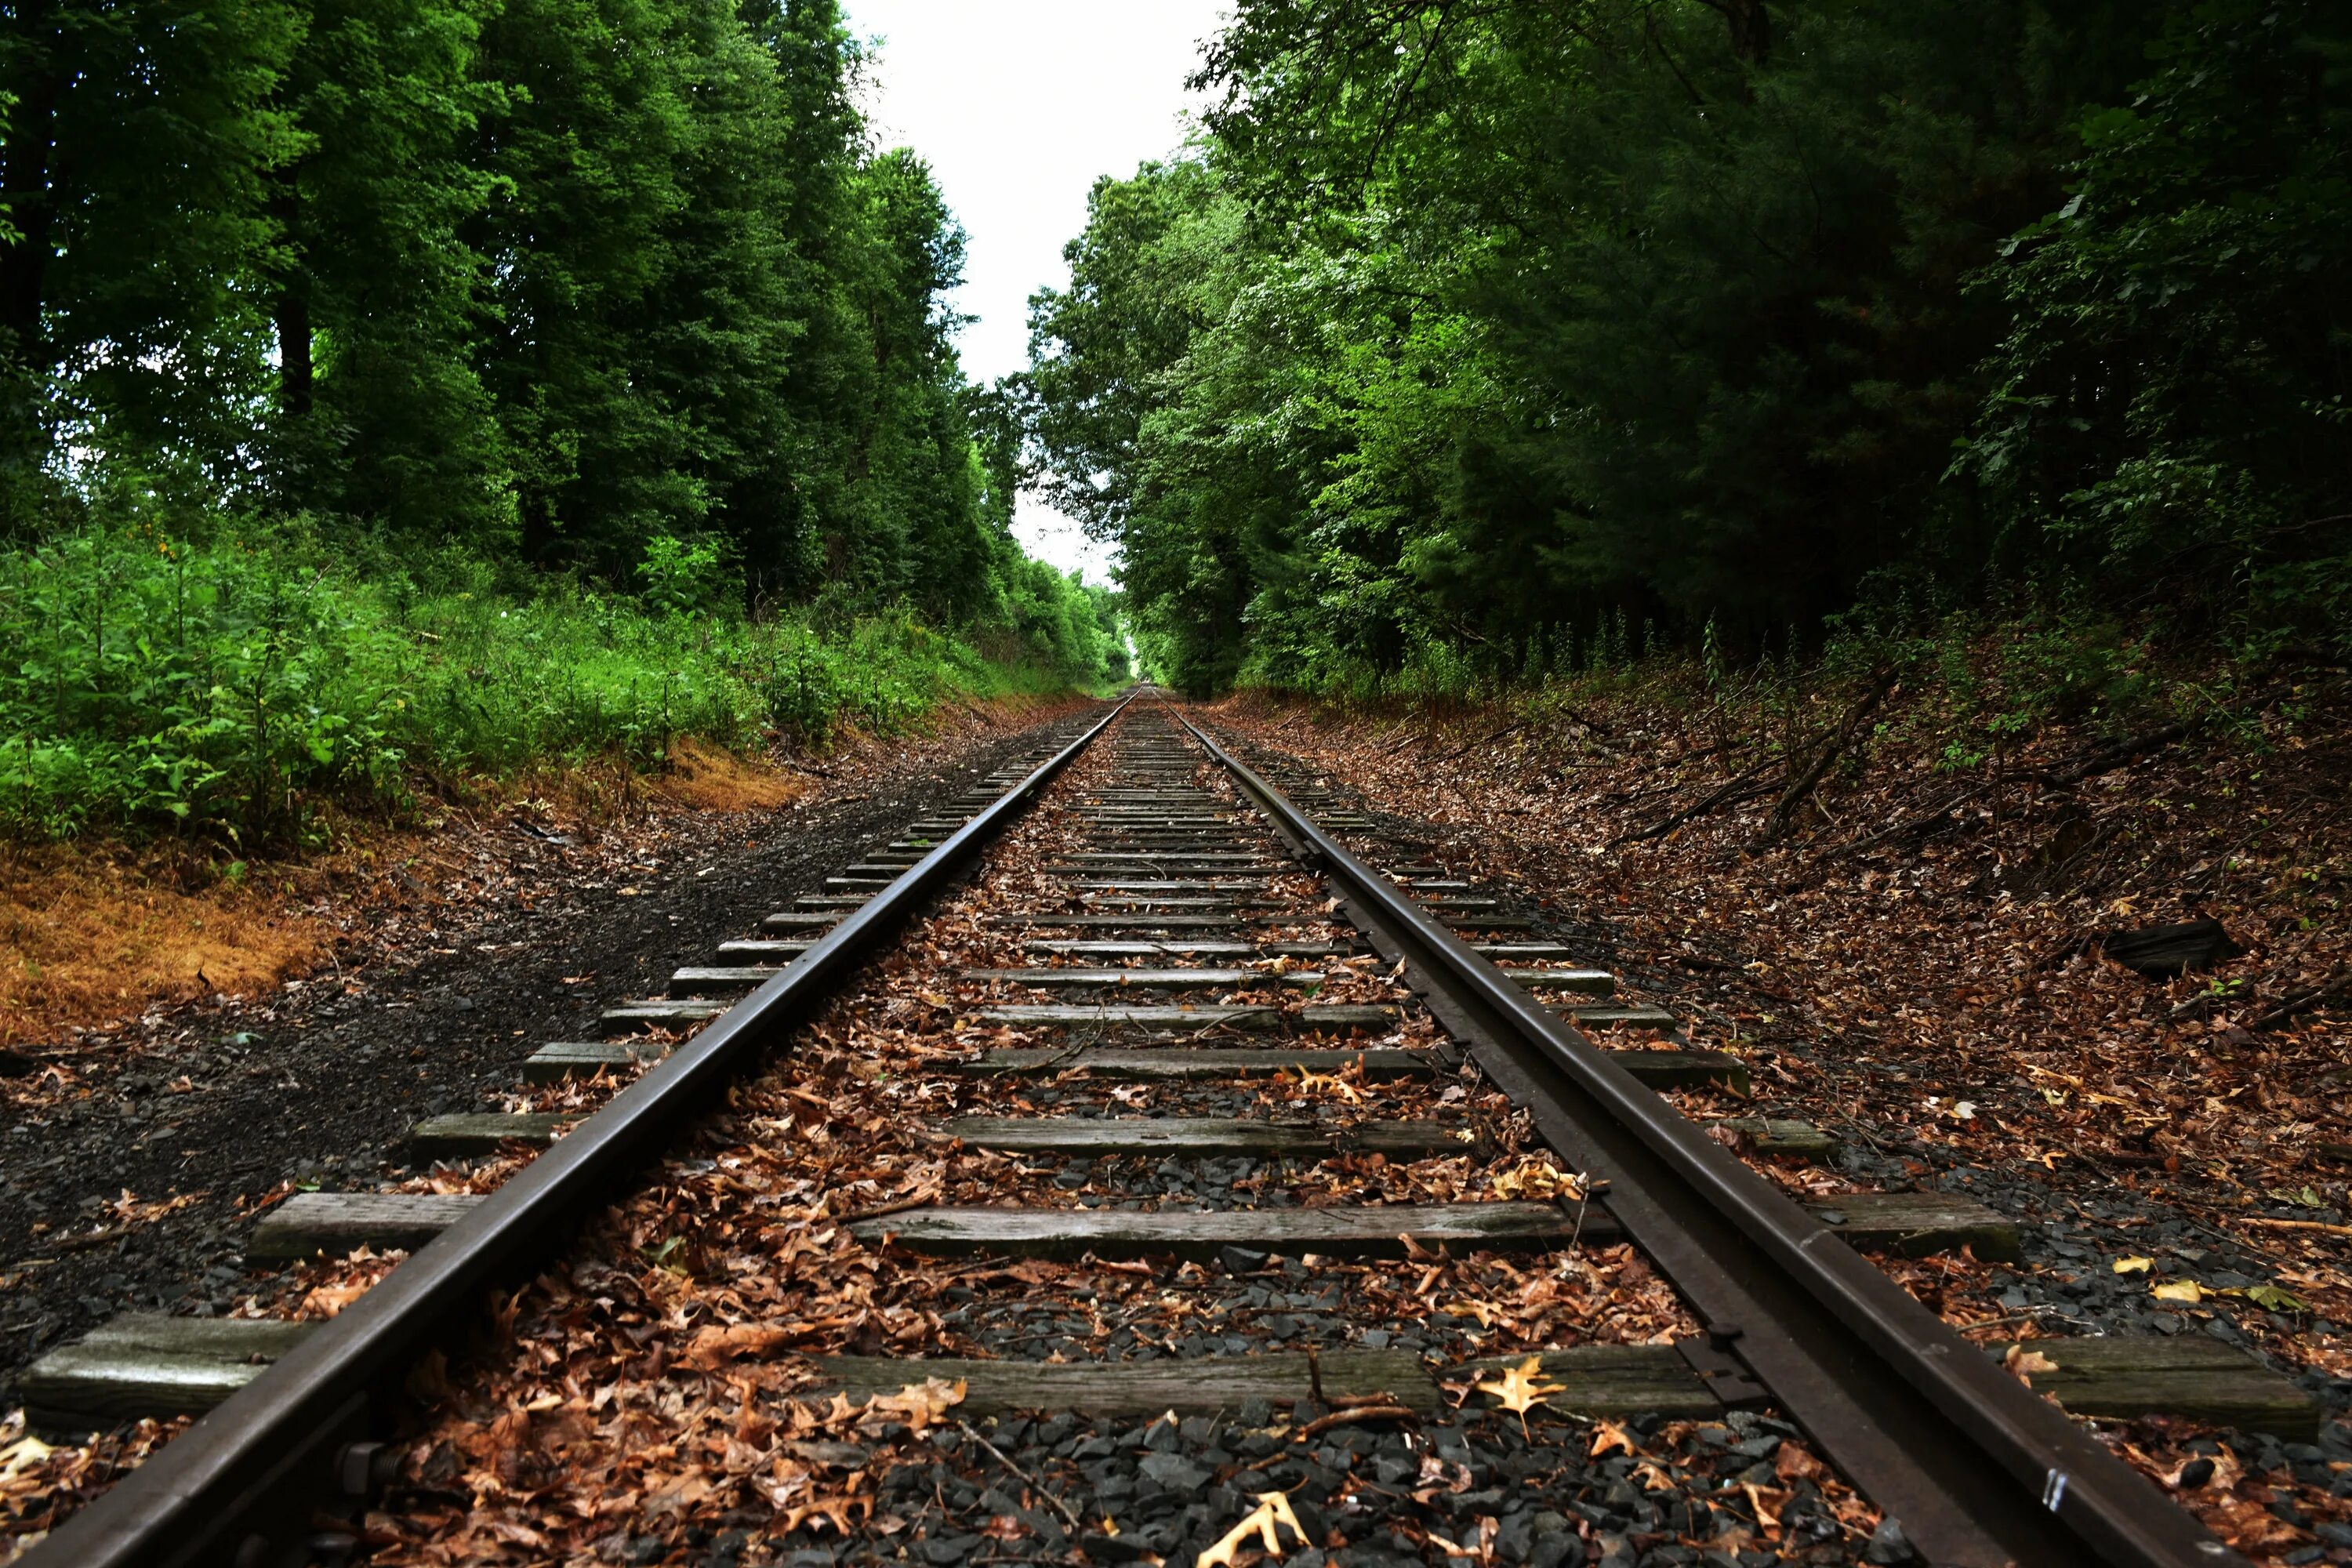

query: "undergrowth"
xmin=1230 ymin=601 xmax=2309 ymax=777
xmin=0 ymin=522 xmax=1098 ymax=848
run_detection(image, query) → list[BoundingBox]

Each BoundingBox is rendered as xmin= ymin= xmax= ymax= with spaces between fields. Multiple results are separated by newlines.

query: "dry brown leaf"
xmin=2003 ymin=1342 xmax=2060 ymax=1386
xmin=684 ymin=1321 xmax=792 ymax=1369
xmin=1490 ymin=1159 xmax=1582 ymax=1202
xmin=860 ymin=1376 xmax=966 ymax=1433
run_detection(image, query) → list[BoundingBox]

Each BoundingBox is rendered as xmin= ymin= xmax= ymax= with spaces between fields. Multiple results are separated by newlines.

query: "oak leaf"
xmin=2003 ymin=1342 xmax=2060 ymax=1386
xmin=1490 ymin=1159 xmax=1581 ymax=1201
xmin=861 ymin=1376 xmax=966 ymax=1433
xmin=1587 ymin=1417 xmax=1635 ymax=1458
xmin=1474 ymin=1356 xmax=1566 ymax=1437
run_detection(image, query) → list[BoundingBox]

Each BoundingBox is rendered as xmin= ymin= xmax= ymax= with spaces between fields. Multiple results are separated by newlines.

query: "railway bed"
xmin=13 ymin=695 xmax=2316 ymax=1567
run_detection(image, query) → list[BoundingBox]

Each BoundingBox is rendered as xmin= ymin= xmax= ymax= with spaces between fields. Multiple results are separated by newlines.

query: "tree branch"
xmin=1753 ymin=667 xmax=1898 ymax=846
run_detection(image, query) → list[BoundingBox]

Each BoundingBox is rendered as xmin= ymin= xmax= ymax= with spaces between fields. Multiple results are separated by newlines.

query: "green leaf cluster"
xmin=1026 ymin=0 xmax=2350 ymax=695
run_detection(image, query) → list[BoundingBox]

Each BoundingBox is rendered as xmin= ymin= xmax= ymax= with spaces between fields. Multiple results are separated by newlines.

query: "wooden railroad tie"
xmin=935 ymin=1115 xmax=1482 ymax=1160
xmin=973 ymin=1003 xmax=1400 ymax=1032
xmin=846 ymin=1200 xmax=1604 ymax=1260
xmin=27 ymin=1313 xmax=2315 ymax=1439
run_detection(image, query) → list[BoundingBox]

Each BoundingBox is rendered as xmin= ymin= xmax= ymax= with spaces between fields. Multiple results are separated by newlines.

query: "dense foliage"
xmin=0 ymin=0 xmax=1125 ymax=839
xmin=1025 ymin=0 xmax=2352 ymax=695
xmin=0 ymin=519 xmax=1117 ymax=843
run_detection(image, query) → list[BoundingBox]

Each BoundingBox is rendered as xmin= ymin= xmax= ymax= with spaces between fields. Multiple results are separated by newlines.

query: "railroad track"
xmin=17 ymin=693 xmax=2307 ymax=1566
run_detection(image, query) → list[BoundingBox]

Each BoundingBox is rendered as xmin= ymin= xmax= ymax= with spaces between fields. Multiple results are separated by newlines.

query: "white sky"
xmin=844 ymin=0 xmax=1227 ymax=586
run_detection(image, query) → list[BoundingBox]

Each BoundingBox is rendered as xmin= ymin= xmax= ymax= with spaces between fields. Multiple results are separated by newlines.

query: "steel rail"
xmin=31 ymin=695 xmax=1134 ymax=1568
xmin=1167 ymin=702 xmax=2241 ymax=1568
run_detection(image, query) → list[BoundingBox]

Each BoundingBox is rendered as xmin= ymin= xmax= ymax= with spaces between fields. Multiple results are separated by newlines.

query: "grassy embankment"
xmin=0 ymin=523 xmax=1114 ymax=1044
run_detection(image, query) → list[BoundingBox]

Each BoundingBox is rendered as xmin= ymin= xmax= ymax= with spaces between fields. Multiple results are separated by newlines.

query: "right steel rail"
xmin=1170 ymin=704 xmax=2240 ymax=1568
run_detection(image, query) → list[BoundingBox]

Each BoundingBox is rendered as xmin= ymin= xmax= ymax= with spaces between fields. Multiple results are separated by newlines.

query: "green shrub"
xmin=0 ymin=522 xmax=1106 ymax=847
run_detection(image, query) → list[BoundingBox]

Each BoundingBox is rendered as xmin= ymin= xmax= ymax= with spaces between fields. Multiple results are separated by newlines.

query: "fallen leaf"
xmin=2112 ymin=1255 xmax=2153 ymax=1274
xmin=1287 ymin=1069 xmax=1363 ymax=1104
xmin=1490 ymin=1159 xmax=1582 ymax=1202
xmin=0 ymin=1432 xmax=56 ymax=1484
xmin=2240 ymin=1283 xmax=2314 ymax=1313
xmin=1197 ymin=1490 xmax=1308 ymax=1566
xmin=859 ymin=1376 xmax=965 ymax=1432
xmin=2152 ymin=1279 xmax=2204 ymax=1304
xmin=2003 ymin=1342 xmax=2060 ymax=1385
xmin=1476 ymin=1355 xmax=1566 ymax=1436
xmin=297 ymin=1278 xmax=373 ymax=1319
xmin=1774 ymin=1443 xmax=1828 ymax=1483
xmin=1442 ymin=1298 xmax=1503 ymax=1330
xmin=1742 ymin=1482 xmax=1788 ymax=1531
xmin=684 ymin=1321 xmax=792 ymax=1369
xmin=1588 ymin=1419 xmax=1635 ymax=1460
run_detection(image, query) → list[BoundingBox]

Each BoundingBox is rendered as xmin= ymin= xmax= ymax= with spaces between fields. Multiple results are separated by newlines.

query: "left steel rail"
xmin=31 ymin=695 xmax=1132 ymax=1568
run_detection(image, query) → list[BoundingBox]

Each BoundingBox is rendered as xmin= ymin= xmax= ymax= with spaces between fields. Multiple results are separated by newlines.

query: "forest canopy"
xmin=1023 ymin=0 xmax=2352 ymax=695
xmin=0 ymin=0 xmax=1127 ymax=840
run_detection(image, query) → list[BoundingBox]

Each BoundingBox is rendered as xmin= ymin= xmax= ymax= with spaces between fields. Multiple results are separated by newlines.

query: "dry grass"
xmin=0 ymin=847 xmax=336 ymax=1047
xmin=646 ymin=739 xmax=811 ymax=812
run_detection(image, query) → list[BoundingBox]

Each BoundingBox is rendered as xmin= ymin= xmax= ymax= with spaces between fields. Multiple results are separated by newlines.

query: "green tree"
xmin=270 ymin=0 xmax=512 ymax=543
xmin=1030 ymin=0 xmax=2198 ymax=694
xmin=0 ymin=0 xmax=301 ymax=517
xmin=1963 ymin=0 xmax=2352 ymax=648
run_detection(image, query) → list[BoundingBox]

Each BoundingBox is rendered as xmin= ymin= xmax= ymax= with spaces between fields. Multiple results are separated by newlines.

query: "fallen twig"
xmin=2038 ymin=723 xmax=2190 ymax=788
xmin=958 ymin=1419 xmax=1084 ymax=1533
xmin=1297 ymin=1405 xmax=1417 ymax=1439
xmin=1819 ymin=786 xmax=1984 ymax=862
xmin=833 ymin=1185 xmax=942 ymax=1225
xmin=2239 ymin=1215 xmax=2352 ymax=1238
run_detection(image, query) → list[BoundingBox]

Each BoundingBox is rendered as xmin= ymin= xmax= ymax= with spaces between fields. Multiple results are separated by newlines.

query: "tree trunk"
xmin=1722 ymin=0 xmax=1770 ymax=65
xmin=274 ymin=289 xmax=313 ymax=416
xmin=270 ymin=172 xmax=312 ymax=416
xmin=1 ymin=13 xmax=64 ymax=371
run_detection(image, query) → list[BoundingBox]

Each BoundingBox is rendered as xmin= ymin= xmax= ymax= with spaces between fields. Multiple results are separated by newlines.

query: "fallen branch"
xmin=1754 ymin=667 xmax=1899 ymax=846
xmin=2039 ymin=723 xmax=2190 ymax=788
xmin=959 ymin=1419 xmax=1084 ymax=1533
xmin=2252 ymin=966 xmax=2352 ymax=1031
xmin=1819 ymin=786 xmax=1985 ymax=862
xmin=1613 ymin=757 xmax=1773 ymax=846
